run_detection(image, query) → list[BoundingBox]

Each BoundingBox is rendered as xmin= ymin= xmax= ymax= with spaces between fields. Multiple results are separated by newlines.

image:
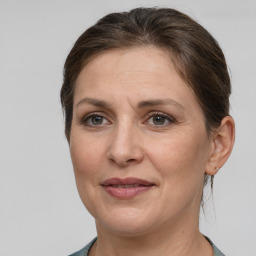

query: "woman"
xmin=61 ymin=7 xmax=235 ymax=256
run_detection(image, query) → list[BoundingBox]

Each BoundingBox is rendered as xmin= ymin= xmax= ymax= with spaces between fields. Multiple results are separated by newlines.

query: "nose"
xmin=107 ymin=122 xmax=144 ymax=167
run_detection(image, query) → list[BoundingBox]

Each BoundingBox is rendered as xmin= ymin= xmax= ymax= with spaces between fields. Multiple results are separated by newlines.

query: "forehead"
xmin=76 ymin=48 xmax=180 ymax=89
xmin=74 ymin=47 xmax=200 ymax=112
xmin=80 ymin=47 xmax=174 ymax=77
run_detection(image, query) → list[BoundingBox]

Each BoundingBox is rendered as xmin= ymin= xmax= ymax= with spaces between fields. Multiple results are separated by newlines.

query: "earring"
xmin=210 ymin=175 xmax=214 ymax=189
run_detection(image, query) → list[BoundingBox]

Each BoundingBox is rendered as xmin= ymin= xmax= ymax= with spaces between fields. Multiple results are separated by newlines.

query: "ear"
xmin=206 ymin=116 xmax=235 ymax=175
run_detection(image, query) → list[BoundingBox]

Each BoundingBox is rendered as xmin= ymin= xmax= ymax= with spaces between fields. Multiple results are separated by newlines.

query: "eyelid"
xmin=79 ymin=112 xmax=111 ymax=126
xmin=78 ymin=111 xmax=176 ymax=127
xmin=144 ymin=111 xmax=176 ymax=125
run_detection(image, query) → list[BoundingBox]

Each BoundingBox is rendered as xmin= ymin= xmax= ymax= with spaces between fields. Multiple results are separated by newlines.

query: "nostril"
xmin=107 ymin=141 xmax=144 ymax=166
xmin=127 ymin=159 xmax=136 ymax=163
xmin=108 ymin=156 xmax=139 ymax=167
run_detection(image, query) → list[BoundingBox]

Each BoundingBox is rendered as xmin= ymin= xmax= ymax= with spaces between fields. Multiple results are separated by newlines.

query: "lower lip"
xmin=103 ymin=186 xmax=153 ymax=199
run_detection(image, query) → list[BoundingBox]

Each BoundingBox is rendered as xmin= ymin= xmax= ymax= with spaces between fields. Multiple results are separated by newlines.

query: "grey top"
xmin=69 ymin=237 xmax=225 ymax=256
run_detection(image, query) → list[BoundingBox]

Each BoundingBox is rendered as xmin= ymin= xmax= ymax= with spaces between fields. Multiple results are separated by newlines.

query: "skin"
xmin=69 ymin=47 xmax=235 ymax=256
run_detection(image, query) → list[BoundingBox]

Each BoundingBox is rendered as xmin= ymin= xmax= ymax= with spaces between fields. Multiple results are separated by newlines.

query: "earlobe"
xmin=205 ymin=116 xmax=235 ymax=175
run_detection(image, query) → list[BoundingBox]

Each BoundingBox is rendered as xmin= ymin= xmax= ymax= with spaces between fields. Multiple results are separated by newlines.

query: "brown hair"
xmin=60 ymin=7 xmax=231 ymax=205
xmin=61 ymin=7 xmax=231 ymax=142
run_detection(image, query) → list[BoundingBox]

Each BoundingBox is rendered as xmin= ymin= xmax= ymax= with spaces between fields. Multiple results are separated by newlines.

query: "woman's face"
xmin=70 ymin=47 xmax=213 ymax=236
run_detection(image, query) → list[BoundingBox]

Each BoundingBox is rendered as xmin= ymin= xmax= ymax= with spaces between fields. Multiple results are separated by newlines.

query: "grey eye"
xmin=81 ymin=113 xmax=110 ymax=127
xmin=91 ymin=116 xmax=104 ymax=125
xmin=152 ymin=116 xmax=167 ymax=125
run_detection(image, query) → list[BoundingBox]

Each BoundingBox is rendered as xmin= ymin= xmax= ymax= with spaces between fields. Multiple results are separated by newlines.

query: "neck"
xmin=92 ymin=212 xmax=213 ymax=256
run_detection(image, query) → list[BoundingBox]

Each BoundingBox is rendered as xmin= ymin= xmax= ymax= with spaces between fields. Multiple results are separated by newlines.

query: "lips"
xmin=102 ymin=177 xmax=154 ymax=199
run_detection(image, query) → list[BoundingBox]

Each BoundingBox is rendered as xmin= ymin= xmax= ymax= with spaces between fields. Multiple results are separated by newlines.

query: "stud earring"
xmin=214 ymin=167 xmax=219 ymax=172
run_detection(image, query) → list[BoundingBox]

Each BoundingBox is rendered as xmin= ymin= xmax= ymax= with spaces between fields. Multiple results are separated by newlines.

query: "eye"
xmin=146 ymin=112 xmax=175 ymax=126
xmin=81 ymin=114 xmax=110 ymax=127
xmin=90 ymin=116 xmax=105 ymax=125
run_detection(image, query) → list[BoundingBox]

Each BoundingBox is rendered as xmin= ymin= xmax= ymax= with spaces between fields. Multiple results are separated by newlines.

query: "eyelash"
xmin=145 ymin=112 xmax=176 ymax=127
xmin=80 ymin=112 xmax=110 ymax=127
xmin=80 ymin=111 xmax=176 ymax=128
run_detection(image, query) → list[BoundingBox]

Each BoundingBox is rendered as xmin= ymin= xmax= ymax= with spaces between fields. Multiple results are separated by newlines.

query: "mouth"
xmin=101 ymin=177 xmax=155 ymax=199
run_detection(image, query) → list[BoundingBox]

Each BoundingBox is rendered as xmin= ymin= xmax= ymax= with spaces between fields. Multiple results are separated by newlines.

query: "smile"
xmin=101 ymin=177 xmax=155 ymax=199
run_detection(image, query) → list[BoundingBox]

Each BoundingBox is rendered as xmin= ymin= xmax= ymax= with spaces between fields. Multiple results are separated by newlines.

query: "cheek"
xmin=69 ymin=131 xmax=106 ymax=184
xmin=146 ymin=131 xmax=209 ymax=189
xmin=147 ymin=134 xmax=209 ymax=213
xmin=69 ymin=132 xmax=108 ymax=214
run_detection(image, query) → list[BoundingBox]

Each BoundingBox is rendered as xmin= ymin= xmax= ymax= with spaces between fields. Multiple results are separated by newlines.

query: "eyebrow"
xmin=137 ymin=99 xmax=184 ymax=110
xmin=76 ymin=98 xmax=111 ymax=108
xmin=76 ymin=97 xmax=184 ymax=110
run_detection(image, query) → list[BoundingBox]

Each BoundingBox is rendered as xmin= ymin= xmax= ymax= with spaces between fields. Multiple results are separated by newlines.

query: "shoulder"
xmin=205 ymin=236 xmax=225 ymax=256
xmin=68 ymin=238 xmax=97 ymax=256
xmin=212 ymin=243 xmax=225 ymax=256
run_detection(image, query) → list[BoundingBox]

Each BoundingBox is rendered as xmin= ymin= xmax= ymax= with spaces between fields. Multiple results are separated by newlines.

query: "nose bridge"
xmin=107 ymin=118 xmax=143 ymax=166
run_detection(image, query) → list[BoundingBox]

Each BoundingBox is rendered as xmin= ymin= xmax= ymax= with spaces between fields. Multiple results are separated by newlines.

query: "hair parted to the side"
xmin=60 ymin=7 xmax=231 ymax=199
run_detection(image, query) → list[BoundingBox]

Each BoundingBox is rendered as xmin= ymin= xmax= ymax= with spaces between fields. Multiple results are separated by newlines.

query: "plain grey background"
xmin=0 ymin=0 xmax=255 ymax=255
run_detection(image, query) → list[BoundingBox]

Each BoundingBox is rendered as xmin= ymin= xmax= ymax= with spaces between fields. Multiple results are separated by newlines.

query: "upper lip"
xmin=102 ymin=177 xmax=154 ymax=186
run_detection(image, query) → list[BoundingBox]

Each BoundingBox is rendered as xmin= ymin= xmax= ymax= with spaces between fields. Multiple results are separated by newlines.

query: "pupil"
xmin=153 ymin=116 xmax=165 ymax=125
xmin=92 ymin=116 xmax=103 ymax=125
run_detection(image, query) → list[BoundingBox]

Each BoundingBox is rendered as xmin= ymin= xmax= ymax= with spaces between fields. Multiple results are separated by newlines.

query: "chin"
xmin=95 ymin=207 xmax=156 ymax=237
